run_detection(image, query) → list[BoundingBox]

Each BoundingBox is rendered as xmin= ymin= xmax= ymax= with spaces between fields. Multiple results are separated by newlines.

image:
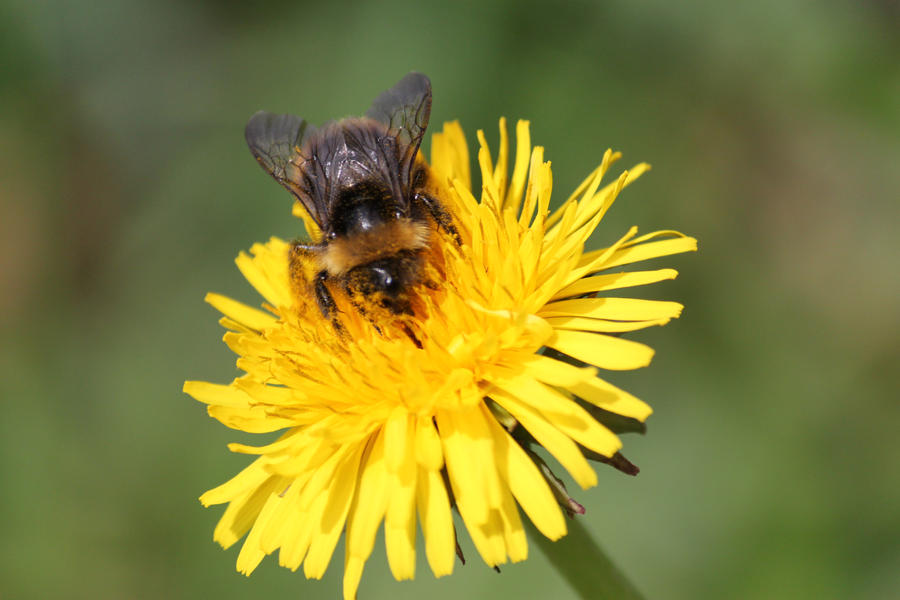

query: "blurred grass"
xmin=1 ymin=0 xmax=898 ymax=598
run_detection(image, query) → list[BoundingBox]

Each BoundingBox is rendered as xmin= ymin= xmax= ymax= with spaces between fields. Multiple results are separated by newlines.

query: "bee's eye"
xmin=392 ymin=209 xmax=403 ymax=219
xmin=370 ymin=266 xmax=400 ymax=295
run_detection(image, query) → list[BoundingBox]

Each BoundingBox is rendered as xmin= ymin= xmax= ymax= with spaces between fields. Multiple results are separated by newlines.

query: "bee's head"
xmin=346 ymin=252 xmax=423 ymax=314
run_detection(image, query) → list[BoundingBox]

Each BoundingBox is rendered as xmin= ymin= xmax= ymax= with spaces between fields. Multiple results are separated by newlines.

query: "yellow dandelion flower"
xmin=186 ymin=116 xmax=696 ymax=599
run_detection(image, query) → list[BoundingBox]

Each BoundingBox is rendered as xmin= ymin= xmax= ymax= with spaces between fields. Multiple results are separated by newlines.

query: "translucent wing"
xmin=365 ymin=72 xmax=432 ymax=191
xmin=245 ymin=111 xmax=323 ymax=226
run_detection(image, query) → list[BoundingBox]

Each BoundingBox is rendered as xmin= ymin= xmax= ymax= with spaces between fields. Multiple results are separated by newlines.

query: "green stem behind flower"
xmin=528 ymin=518 xmax=646 ymax=600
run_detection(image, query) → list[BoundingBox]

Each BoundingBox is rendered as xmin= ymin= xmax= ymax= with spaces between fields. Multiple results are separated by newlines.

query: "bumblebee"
xmin=245 ymin=73 xmax=459 ymax=326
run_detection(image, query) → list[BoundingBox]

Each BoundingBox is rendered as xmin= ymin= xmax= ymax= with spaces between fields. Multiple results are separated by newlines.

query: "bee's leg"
xmin=416 ymin=193 xmax=462 ymax=245
xmin=288 ymin=241 xmax=322 ymax=279
xmin=290 ymin=241 xmax=344 ymax=334
xmin=313 ymin=270 xmax=348 ymax=335
xmin=341 ymin=282 xmax=383 ymax=334
xmin=400 ymin=323 xmax=423 ymax=348
xmin=312 ymin=270 xmax=335 ymax=318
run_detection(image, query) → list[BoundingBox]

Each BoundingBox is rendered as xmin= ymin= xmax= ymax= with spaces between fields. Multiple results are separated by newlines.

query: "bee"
xmin=245 ymin=72 xmax=459 ymax=328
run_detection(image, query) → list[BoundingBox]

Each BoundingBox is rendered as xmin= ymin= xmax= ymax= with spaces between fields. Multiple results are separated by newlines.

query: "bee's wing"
xmin=245 ymin=111 xmax=324 ymax=226
xmin=365 ymin=72 xmax=432 ymax=192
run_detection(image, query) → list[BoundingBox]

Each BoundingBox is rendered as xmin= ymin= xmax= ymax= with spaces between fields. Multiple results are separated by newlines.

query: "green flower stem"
xmin=528 ymin=518 xmax=646 ymax=600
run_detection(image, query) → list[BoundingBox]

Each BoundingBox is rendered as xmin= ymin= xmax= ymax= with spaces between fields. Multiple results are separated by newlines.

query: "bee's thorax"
xmin=320 ymin=218 xmax=430 ymax=275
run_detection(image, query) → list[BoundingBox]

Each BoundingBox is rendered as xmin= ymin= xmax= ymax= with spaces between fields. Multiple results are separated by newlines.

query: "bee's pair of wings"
xmin=244 ymin=72 xmax=432 ymax=228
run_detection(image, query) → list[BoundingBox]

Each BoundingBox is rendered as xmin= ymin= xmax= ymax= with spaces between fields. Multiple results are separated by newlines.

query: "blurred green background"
xmin=2 ymin=1 xmax=898 ymax=598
